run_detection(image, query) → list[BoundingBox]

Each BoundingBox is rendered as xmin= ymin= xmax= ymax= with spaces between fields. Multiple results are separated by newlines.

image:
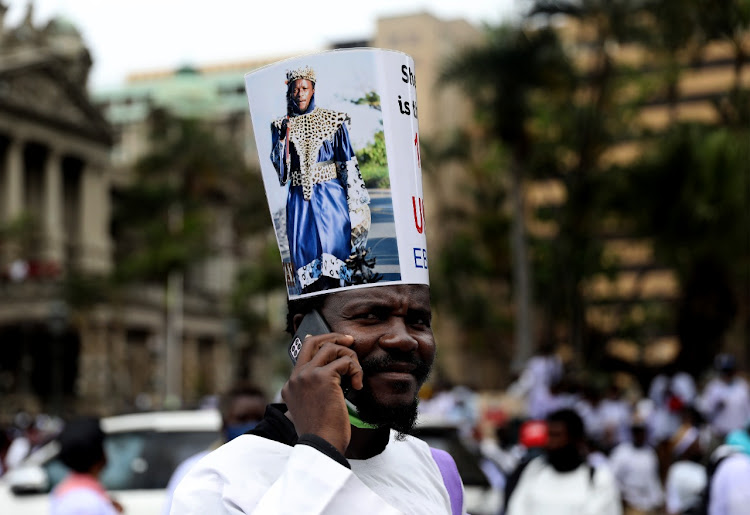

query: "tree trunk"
xmin=510 ymin=154 xmax=533 ymax=371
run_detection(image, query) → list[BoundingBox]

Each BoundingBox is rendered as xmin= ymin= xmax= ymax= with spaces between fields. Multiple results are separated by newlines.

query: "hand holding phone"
xmin=290 ymin=310 xmax=357 ymax=395
xmin=289 ymin=310 xmax=331 ymax=365
xmin=282 ymin=310 xmax=364 ymax=453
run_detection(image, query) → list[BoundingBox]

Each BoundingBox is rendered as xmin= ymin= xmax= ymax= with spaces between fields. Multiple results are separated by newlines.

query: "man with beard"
xmin=505 ymin=408 xmax=622 ymax=515
xmin=170 ymin=284 xmax=463 ymax=514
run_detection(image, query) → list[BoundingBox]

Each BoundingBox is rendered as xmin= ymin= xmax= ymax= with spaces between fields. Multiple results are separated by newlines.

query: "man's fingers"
xmin=294 ymin=342 xmax=364 ymax=391
xmin=323 ymin=356 xmax=364 ymax=391
xmin=296 ymin=333 xmax=354 ymax=365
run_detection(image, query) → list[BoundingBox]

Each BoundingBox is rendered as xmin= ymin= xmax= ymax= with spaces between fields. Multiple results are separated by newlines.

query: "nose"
xmin=378 ymin=318 xmax=419 ymax=352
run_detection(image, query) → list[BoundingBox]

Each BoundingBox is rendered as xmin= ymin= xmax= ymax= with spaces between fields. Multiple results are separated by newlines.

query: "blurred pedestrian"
xmin=599 ymin=385 xmax=633 ymax=452
xmin=0 ymin=427 xmax=10 ymax=476
xmin=502 ymin=419 xmax=548 ymax=512
xmin=162 ymin=382 xmax=267 ymax=515
xmin=664 ymin=424 xmax=706 ymax=515
xmin=698 ymin=354 xmax=750 ymax=440
xmin=609 ymin=420 xmax=664 ymax=515
xmin=508 ymin=342 xmax=563 ymax=420
xmin=505 ymin=408 xmax=622 ymax=515
xmin=480 ymin=420 xmax=525 ymax=479
xmin=707 ymin=423 xmax=750 ymax=515
xmin=50 ymin=416 xmax=123 ymax=515
xmin=6 ymin=411 xmax=35 ymax=469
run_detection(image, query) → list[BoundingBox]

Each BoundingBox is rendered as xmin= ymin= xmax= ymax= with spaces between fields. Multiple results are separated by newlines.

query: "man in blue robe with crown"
xmin=270 ymin=65 xmax=371 ymax=294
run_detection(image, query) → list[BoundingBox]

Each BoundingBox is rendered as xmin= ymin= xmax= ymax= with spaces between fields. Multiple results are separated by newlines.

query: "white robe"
xmin=609 ymin=442 xmax=664 ymax=510
xmin=709 ymin=453 xmax=750 ymax=515
xmin=170 ymin=430 xmax=457 ymax=515
xmin=505 ymin=456 xmax=622 ymax=515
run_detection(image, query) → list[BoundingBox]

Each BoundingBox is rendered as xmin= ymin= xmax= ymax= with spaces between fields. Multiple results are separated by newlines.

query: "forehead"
xmin=292 ymin=78 xmax=313 ymax=89
xmin=323 ymin=284 xmax=431 ymax=311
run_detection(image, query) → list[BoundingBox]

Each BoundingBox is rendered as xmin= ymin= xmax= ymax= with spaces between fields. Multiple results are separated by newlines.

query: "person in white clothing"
xmin=609 ymin=422 xmax=663 ymax=514
xmin=708 ymin=426 xmax=750 ymax=515
xmin=508 ymin=343 xmax=563 ymax=420
xmin=172 ymin=54 xmax=464 ymax=515
xmin=599 ymin=385 xmax=633 ymax=451
xmin=505 ymin=408 xmax=622 ymax=515
xmin=698 ymin=354 xmax=750 ymax=439
xmin=664 ymin=425 xmax=706 ymax=515
xmin=171 ymin=285 xmax=463 ymax=515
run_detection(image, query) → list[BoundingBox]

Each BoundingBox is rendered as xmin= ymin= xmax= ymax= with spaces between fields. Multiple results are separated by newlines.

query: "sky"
xmin=4 ymin=0 xmax=521 ymax=90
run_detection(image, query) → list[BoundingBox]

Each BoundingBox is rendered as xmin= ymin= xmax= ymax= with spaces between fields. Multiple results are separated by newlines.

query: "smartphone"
xmin=289 ymin=309 xmax=354 ymax=397
xmin=289 ymin=309 xmax=331 ymax=365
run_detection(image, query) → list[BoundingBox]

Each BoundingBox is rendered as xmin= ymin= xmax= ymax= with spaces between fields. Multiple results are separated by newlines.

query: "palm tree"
xmin=442 ymin=24 xmax=574 ymax=370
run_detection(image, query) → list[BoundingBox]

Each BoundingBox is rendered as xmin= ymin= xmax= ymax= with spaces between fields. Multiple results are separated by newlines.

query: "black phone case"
xmin=289 ymin=310 xmax=331 ymax=365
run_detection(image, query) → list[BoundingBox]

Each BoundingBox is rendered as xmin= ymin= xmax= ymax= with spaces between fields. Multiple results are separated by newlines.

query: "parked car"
xmin=0 ymin=410 xmax=221 ymax=515
xmin=412 ymin=418 xmax=503 ymax=515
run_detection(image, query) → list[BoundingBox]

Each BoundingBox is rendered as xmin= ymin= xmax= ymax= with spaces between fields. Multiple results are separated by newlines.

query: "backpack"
xmin=431 ymin=447 xmax=464 ymax=515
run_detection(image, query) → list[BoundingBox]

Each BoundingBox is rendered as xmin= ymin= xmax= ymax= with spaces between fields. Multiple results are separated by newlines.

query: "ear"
xmin=292 ymin=313 xmax=305 ymax=333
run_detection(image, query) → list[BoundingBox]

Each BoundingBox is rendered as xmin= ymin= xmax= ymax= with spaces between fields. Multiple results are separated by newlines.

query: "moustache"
xmin=360 ymin=351 xmax=431 ymax=384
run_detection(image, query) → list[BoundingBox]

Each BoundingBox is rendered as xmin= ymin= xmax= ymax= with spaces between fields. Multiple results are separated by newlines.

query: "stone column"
xmin=93 ymin=322 xmax=110 ymax=406
xmin=213 ymin=337 xmax=231 ymax=394
xmin=42 ymin=147 xmax=65 ymax=265
xmin=76 ymin=318 xmax=111 ymax=410
xmin=3 ymin=137 xmax=24 ymax=221
xmin=75 ymin=319 xmax=97 ymax=403
xmin=182 ymin=334 xmax=199 ymax=405
xmin=108 ymin=324 xmax=130 ymax=412
xmin=78 ymin=163 xmax=112 ymax=273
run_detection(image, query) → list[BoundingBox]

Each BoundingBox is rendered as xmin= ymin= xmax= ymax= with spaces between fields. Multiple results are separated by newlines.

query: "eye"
xmin=407 ymin=311 xmax=431 ymax=328
xmin=352 ymin=307 xmax=389 ymax=322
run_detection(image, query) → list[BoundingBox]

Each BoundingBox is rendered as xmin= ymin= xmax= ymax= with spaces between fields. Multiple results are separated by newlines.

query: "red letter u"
xmin=412 ymin=197 xmax=424 ymax=234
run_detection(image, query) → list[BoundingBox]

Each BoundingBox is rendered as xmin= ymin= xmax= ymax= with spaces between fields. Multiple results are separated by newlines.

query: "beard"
xmin=350 ymin=350 xmax=432 ymax=438
xmin=545 ymin=444 xmax=584 ymax=472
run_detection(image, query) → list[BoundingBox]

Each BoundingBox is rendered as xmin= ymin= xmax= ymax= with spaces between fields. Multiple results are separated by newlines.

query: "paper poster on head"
xmin=244 ymin=48 xmax=428 ymax=299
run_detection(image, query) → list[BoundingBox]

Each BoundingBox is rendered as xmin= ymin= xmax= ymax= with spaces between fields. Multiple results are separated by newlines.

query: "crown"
xmin=285 ymin=65 xmax=316 ymax=85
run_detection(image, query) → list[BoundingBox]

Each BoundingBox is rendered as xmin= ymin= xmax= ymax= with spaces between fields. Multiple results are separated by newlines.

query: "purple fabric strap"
xmin=430 ymin=447 xmax=463 ymax=515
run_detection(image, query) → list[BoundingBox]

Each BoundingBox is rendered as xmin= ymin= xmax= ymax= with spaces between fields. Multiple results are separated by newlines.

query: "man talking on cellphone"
xmin=171 ymin=285 xmax=456 ymax=514
xmin=170 ymin=50 xmax=464 ymax=514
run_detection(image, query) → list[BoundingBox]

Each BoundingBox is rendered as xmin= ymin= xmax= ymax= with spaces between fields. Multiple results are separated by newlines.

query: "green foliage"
xmin=112 ymin=110 xmax=264 ymax=284
xmin=350 ymin=91 xmax=381 ymax=111
xmin=615 ymin=123 xmax=749 ymax=375
xmin=0 ymin=213 xmax=39 ymax=259
xmin=62 ymin=272 xmax=112 ymax=310
xmin=438 ymin=0 xmax=750 ymax=379
xmin=626 ymin=124 xmax=750 ymax=276
xmin=426 ymin=139 xmax=516 ymax=364
xmin=356 ymin=131 xmax=390 ymax=188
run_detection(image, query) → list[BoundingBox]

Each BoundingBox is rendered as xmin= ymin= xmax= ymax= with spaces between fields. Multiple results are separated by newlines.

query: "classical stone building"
xmin=0 ymin=5 xmax=239 ymax=419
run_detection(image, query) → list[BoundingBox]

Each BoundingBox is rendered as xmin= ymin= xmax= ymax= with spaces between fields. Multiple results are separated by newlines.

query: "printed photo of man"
xmin=270 ymin=65 xmax=371 ymax=294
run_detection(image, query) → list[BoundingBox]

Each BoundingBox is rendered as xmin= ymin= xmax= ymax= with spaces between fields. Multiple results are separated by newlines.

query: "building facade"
xmin=0 ymin=5 xmax=237 ymax=419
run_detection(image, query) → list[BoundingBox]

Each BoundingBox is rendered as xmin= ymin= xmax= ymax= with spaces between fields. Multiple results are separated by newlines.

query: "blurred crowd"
xmin=2 ymin=351 xmax=749 ymax=515
xmin=419 ymin=351 xmax=750 ymax=515
xmin=1 ymin=412 xmax=63 ymax=477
